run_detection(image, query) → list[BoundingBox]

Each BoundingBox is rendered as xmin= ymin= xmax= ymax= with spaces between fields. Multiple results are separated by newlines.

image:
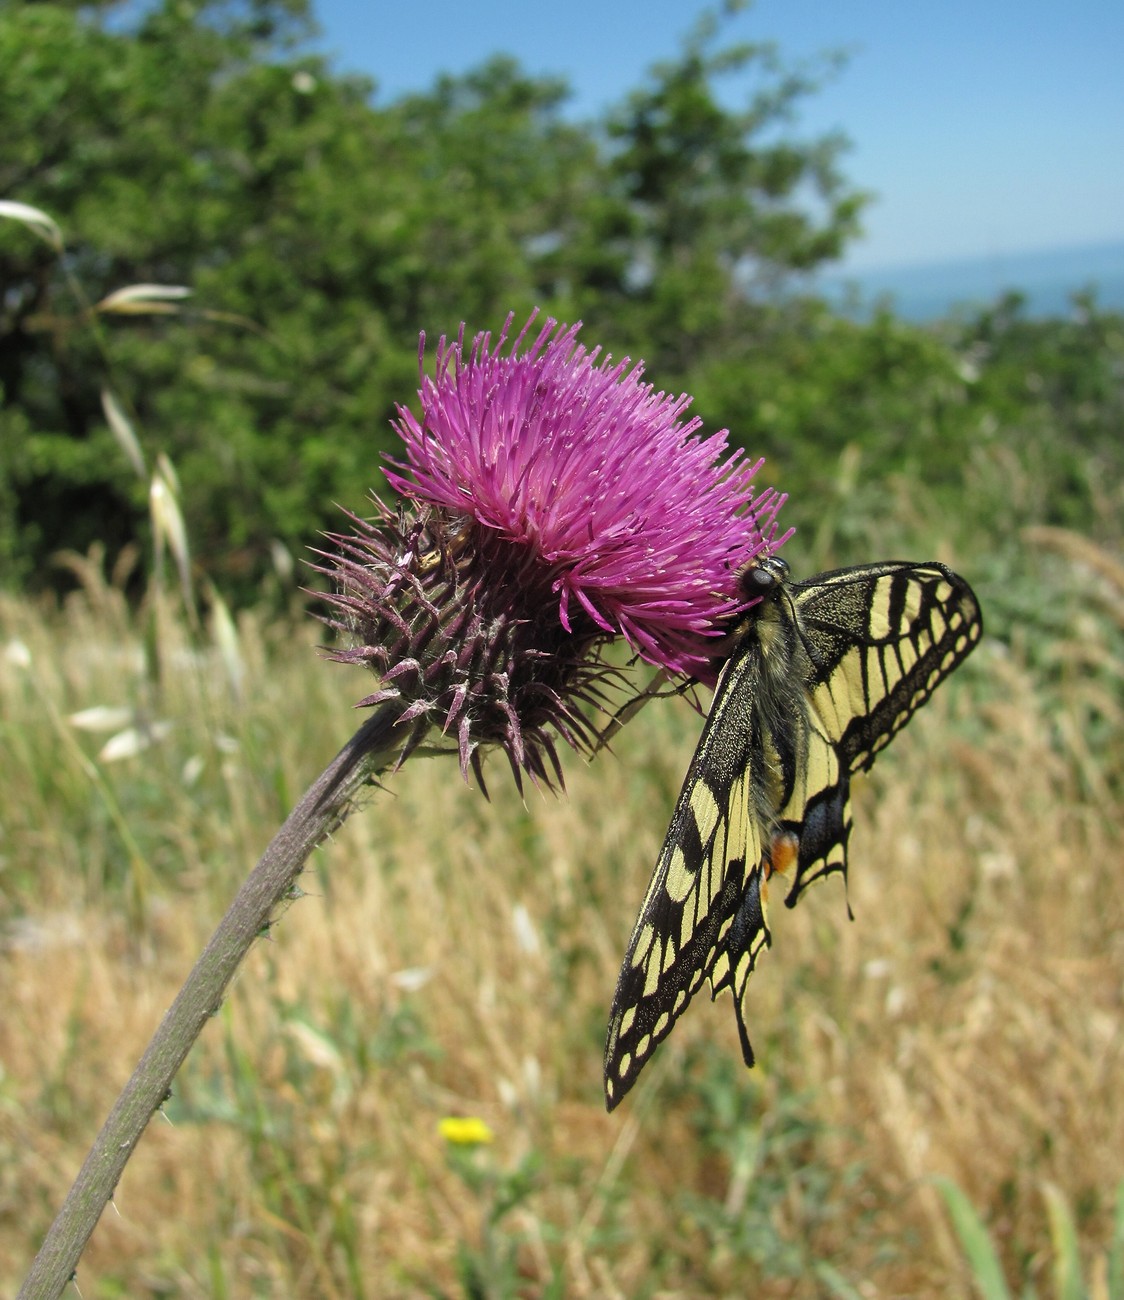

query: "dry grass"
xmin=1 ymin=535 xmax=1121 ymax=1298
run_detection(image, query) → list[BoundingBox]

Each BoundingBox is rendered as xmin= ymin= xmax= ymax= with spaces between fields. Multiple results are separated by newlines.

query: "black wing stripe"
xmin=792 ymin=563 xmax=982 ymax=773
xmin=604 ymin=558 xmax=982 ymax=1109
xmin=603 ymin=643 xmax=765 ymax=1107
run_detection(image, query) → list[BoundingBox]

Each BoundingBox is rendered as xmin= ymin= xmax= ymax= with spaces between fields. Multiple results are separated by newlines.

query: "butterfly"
xmin=604 ymin=556 xmax=983 ymax=1109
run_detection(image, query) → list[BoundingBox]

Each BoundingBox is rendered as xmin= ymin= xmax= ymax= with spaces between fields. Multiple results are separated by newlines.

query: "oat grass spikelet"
xmin=320 ymin=312 xmax=788 ymax=790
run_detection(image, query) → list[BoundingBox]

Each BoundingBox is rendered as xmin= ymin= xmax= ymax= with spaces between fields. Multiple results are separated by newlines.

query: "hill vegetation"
xmin=2 ymin=1 xmax=1122 ymax=1295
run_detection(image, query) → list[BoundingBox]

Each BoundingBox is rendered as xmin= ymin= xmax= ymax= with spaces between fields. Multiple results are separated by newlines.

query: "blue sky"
xmin=309 ymin=0 xmax=1124 ymax=273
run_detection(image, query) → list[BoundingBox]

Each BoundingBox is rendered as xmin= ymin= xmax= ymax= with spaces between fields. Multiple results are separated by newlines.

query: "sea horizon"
xmin=816 ymin=237 xmax=1124 ymax=322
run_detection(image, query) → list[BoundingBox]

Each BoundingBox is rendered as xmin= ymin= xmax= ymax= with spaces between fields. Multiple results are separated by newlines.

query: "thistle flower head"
xmin=319 ymin=312 xmax=788 ymax=789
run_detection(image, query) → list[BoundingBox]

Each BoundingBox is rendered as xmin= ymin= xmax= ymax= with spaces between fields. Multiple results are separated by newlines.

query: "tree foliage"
xmin=2 ymin=0 xmax=1120 ymax=599
xmin=1 ymin=0 xmax=868 ymax=592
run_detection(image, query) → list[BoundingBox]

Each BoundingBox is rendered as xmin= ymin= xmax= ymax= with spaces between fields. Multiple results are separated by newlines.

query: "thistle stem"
xmin=18 ymin=704 xmax=405 ymax=1300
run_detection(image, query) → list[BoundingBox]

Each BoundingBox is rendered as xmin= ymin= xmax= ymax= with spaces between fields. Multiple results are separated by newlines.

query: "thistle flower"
xmin=21 ymin=316 xmax=790 ymax=1292
xmin=319 ymin=312 xmax=788 ymax=790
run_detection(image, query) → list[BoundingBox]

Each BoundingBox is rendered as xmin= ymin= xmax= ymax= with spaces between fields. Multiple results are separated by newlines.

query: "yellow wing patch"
xmin=604 ymin=558 xmax=982 ymax=1110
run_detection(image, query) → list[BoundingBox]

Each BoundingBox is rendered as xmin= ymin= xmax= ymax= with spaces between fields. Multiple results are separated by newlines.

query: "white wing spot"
xmin=643 ymin=945 xmax=662 ymax=996
xmin=704 ymin=844 xmax=723 ymax=910
xmin=813 ymin=681 xmax=843 ymax=734
xmin=869 ymin=580 xmax=894 ymax=640
xmin=679 ymin=896 xmax=698 ymax=950
xmin=664 ymin=846 xmax=695 ymax=903
xmin=838 ymin=646 xmax=865 ymax=717
xmin=689 ymin=780 xmax=721 ymax=844
xmin=632 ymin=923 xmax=654 ymax=967
xmin=897 ymin=638 xmax=919 ymax=676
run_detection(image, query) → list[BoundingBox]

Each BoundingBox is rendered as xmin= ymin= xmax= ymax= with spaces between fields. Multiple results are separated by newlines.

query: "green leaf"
xmin=933 ymin=1176 xmax=1012 ymax=1300
xmin=1041 ymin=1182 xmax=1085 ymax=1300
xmin=1108 ymin=1179 xmax=1124 ymax=1300
xmin=814 ymin=1260 xmax=866 ymax=1299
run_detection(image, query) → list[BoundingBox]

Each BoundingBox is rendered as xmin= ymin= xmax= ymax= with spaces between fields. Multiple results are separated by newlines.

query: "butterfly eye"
xmin=741 ymin=555 xmax=789 ymax=597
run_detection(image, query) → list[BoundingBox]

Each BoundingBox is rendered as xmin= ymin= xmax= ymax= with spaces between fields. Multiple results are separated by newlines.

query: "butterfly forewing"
xmin=604 ymin=558 xmax=983 ymax=1110
xmin=790 ymin=562 xmax=983 ymax=774
xmin=603 ymin=637 xmax=764 ymax=1109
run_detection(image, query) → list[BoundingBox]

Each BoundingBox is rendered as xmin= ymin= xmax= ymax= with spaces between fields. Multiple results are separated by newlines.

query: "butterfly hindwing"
xmin=776 ymin=562 xmax=982 ymax=903
xmin=604 ymin=558 xmax=982 ymax=1110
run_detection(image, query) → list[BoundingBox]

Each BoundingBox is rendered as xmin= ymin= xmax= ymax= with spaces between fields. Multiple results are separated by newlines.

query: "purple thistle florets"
xmin=318 ymin=312 xmax=789 ymax=790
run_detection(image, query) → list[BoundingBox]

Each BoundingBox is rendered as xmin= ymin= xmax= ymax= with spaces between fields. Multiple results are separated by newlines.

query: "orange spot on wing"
xmin=767 ymin=830 xmax=800 ymax=880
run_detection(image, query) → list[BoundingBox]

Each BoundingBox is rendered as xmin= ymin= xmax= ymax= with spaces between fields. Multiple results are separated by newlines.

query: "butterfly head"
xmin=706 ymin=554 xmax=792 ymax=666
xmin=737 ymin=554 xmax=791 ymax=602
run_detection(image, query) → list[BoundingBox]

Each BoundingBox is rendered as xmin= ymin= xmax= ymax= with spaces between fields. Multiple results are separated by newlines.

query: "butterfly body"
xmin=604 ymin=558 xmax=982 ymax=1110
